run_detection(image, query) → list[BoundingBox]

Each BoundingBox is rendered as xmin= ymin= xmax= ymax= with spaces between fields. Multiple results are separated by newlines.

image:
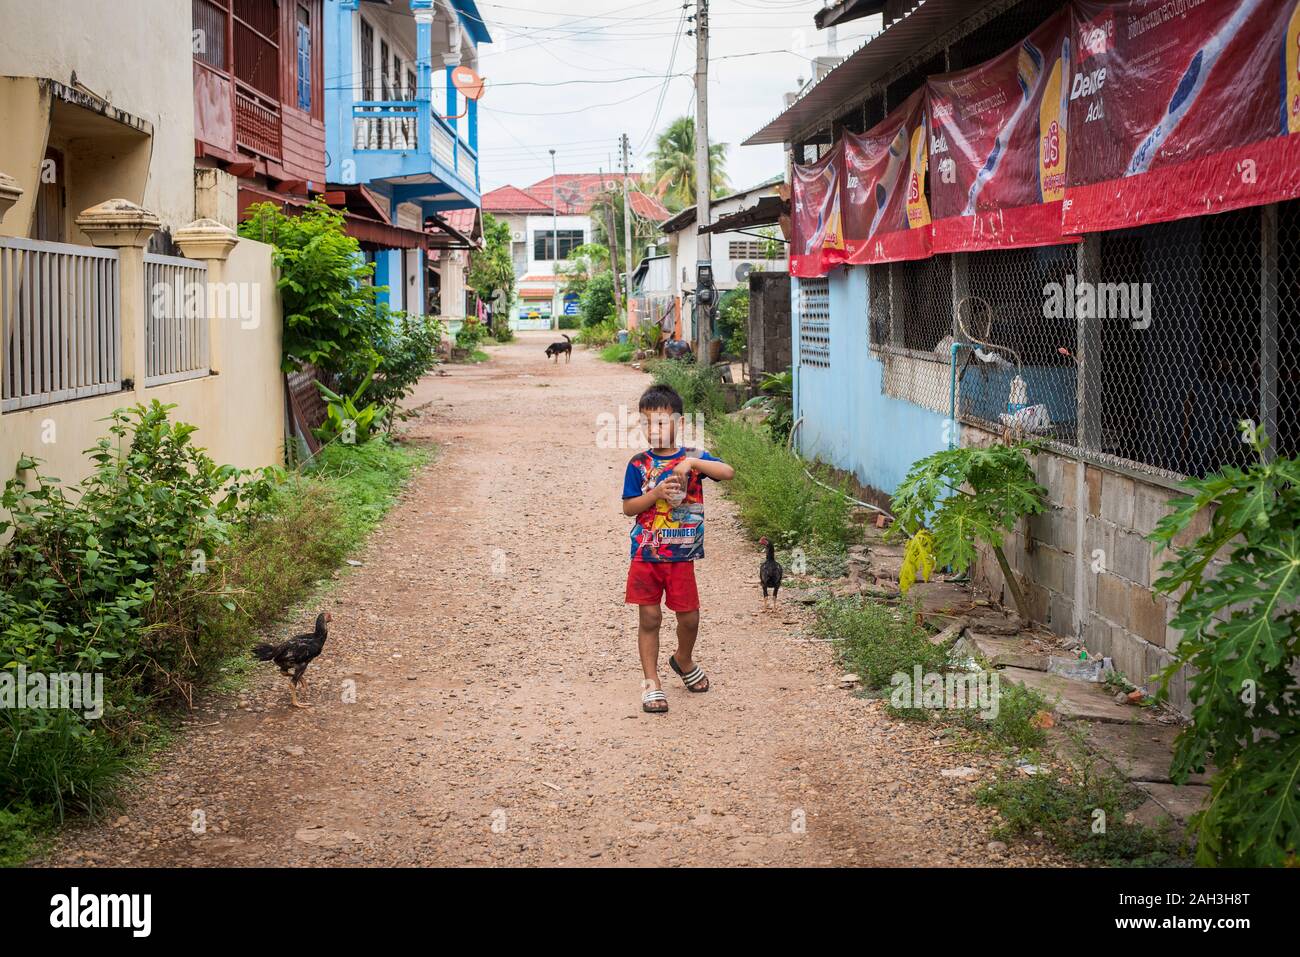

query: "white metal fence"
xmin=0 ymin=236 xmax=121 ymax=412
xmin=143 ymin=253 xmax=209 ymax=387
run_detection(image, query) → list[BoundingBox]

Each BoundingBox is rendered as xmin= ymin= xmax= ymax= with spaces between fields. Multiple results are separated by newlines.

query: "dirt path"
xmin=42 ymin=332 xmax=1054 ymax=867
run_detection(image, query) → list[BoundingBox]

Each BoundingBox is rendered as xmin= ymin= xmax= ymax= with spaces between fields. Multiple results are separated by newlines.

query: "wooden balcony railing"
xmin=235 ymin=85 xmax=282 ymax=160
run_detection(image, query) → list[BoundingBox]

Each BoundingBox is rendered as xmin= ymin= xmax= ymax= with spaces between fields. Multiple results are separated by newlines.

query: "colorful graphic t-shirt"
xmin=622 ymin=447 xmax=725 ymax=562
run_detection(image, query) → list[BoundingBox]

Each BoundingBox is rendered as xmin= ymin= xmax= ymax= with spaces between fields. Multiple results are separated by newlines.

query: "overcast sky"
xmin=472 ymin=0 xmax=881 ymax=196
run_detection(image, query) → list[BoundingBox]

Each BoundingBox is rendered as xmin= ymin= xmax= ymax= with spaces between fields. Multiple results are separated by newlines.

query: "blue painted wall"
xmin=792 ymin=266 xmax=950 ymax=497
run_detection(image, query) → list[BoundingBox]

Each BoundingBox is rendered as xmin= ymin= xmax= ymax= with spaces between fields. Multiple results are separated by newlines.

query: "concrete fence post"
xmin=0 ymin=171 xmax=21 ymax=224
xmin=174 ymin=218 xmax=240 ymax=375
xmin=74 ymin=199 xmax=161 ymax=395
xmin=0 ymin=171 xmax=22 ymax=399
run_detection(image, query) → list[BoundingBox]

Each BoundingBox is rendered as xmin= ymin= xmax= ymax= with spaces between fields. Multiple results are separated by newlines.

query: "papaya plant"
xmin=889 ymin=442 xmax=1047 ymax=620
xmin=1150 ymin=422 xmax=1300 ymax=866
xmin=314 ymin=375 xmax=380 ymax=446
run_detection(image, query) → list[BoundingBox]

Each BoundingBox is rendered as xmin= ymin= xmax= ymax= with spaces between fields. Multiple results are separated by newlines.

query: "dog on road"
xmin=545 ymin=334 xmax=573 ymax=363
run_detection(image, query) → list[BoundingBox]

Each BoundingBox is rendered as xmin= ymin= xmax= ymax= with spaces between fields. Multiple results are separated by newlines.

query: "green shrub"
xmin=0 ymin=402 xmax=278 ymax=821
xmin=890 ymin=442 xmax=1047 ymax=617
xmin=814 ymin=596 xmax=948 ymax=692
xmin=1150 ymin=424 xmax=1300 ymax=866
xmin=455 ymin=319 xmax=489 ymax=351
xmin=717 ymin=287 xmax=748 ymax=358
xmin=708 ymin=417 xmax=853 ymax=550
xmin=646 ymin=358 xmax=727 ymax=417
xmin=600 ymin=341 xmax=636 ymax=363
xmin=977 ymin=747 xmax=1187 ymax=866
xmin=948 ymin=681 xmax=1050 ymax=752
xmin=239 ymin=200 xmax=384 ymax=375
xmin=576 ymin=318 xmax=620 ymax=347
xmin=579 ymin=271 xmax=617 ymax=327
xmin=343 ymin=313 xmax=443 ymax=433
xmin=0 ymin=406 xmax=428 ymax=857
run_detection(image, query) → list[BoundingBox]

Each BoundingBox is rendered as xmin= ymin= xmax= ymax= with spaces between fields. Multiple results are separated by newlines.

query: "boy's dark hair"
xmin=638 ymin=384 xmax=684 ymax=415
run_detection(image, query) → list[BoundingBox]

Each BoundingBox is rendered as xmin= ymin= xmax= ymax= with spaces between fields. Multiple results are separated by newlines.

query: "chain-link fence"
xmin=862 ymin=199 xmax=1300 ymax=481
xmin=793 ymin=0 xmax=1300 ymax=482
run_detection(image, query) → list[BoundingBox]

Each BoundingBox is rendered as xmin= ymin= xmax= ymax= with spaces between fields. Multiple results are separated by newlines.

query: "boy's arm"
xmin=622 ymin=476 xmax=679 ymax=516
xmin=673 ymin=455 xmax=735 ymax=482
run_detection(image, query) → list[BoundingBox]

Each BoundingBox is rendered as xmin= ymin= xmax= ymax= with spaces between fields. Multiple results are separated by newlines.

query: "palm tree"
xmin=648 ymin=116 xmax=729 ymax=211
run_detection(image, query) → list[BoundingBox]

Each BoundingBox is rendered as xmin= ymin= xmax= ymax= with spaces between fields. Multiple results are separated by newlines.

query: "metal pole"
xmin=549 ymin=148 xmax=558 ymax=330
xmin=693 ymin=0 xmax=711 ymax=364
xmin=622 ymin=133 xmax=634 ymax=319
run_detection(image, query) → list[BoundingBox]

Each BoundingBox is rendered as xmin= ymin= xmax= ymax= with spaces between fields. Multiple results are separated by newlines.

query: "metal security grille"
xmin=868 ymin=258 xmax=956 ymax=415
xmin=797 ymin=277 xmax=830 ymax=369
xmin=0 ymin=237 xmax=121 ymax=412
xmin=860 ymin=200 xmax=1300 ymax=481
xmin=143 ymin=254 xmax=210 ymax=387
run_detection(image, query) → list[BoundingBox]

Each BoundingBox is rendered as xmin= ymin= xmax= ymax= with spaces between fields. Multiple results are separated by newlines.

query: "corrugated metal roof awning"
xmin=743 ymin=0 xmax=991 ymax=147
xmin=238 ymin=187 xmax=439 ymax=251
xmin=699 ymin=195 xmax=787 ymax=235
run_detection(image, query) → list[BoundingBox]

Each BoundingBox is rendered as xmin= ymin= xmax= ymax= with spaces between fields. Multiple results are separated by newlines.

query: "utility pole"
xmin=692 ymin=0 xmax=713 ymax=364
xmin=549 ymin=148 xmax=559 ymax=330
xmin=601 ymin=163 xmax=622 ymax=312
xmin=621 ymin=133 xmax=634 ymax=317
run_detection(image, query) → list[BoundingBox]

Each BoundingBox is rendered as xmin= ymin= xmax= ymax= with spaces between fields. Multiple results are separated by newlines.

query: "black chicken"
xmin=759 ymin=537 xmax=784 ymax=611
xmin=252 ymin=611 xmax=332 ymax=709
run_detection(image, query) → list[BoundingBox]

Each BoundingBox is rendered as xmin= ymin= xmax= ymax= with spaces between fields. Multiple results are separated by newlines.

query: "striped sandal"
xmin=670 ymin=655 xmax=710 ymax=693
xmin=642 ymin=688 xmax=668 ymax=713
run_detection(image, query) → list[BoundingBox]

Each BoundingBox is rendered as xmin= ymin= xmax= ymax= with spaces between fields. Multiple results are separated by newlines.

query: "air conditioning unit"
xmin=734 ymin=262 xmax=755 ymax=282
xmin=511 ymin=230 xmax=525 ymax=242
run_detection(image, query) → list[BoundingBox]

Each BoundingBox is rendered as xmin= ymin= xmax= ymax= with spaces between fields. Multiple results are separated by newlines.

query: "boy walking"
xmin=621 ymin=385 xmax=735 ymax=713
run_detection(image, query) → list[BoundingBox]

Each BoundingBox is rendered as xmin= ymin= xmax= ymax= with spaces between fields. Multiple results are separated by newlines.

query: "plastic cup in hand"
xmin=665 ymin=479 xmax=686 ymax=506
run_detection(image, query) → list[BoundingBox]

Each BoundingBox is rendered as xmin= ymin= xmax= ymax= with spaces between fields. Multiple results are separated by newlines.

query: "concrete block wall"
xmin=964 ymin=424 xmax=1199 ymax=712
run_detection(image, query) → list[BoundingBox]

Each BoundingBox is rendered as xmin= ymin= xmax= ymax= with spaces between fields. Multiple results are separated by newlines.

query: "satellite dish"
xmin=451 ymin=65 xmax=485 ymax=101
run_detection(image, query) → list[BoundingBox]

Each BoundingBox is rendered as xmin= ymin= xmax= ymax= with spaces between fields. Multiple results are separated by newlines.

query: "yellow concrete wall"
xmin=0 ymin=0 xmax=196 ymax=233
xmin=0 ymin=237 xmax=284 ymax=490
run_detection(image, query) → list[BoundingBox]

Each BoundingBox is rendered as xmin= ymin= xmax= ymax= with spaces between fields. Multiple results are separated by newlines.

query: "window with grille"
xmin=798 ymin=277 xmax=830 ymax=369
xmin=728 ymin=239 xmax=777 ymax=261
xmin=232 ymin=0 xmax=280 ymax=101
xmin=193 ymin=0 xmax=228 ymax=70
xmin=533 ymin=230 xmax=584 ymax=262
xmin=296 ymin=4 xmax=311 ymax=112
xmin=360 ymin=20 xmax=374 ymax=99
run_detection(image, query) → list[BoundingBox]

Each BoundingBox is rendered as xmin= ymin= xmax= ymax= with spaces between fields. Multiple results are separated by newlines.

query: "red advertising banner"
xmin=928 ymin=11 xmax=1078 ymax=252
xmin=789 ymin=141 xmax=845 ymax=278
xmin=1063 ymin=0 xmax=1300 ymax=233
xmin=842 ymin=88 xmax=933 ymax=264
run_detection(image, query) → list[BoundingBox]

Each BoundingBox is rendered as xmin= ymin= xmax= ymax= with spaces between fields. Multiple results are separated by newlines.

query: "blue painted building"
xmin=324 ymin=0 xmax=489 ymax=314
xmin=742 ymin=0 xmax=1300 ymax=712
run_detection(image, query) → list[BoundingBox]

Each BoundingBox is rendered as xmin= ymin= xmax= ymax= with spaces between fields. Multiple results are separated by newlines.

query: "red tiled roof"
xmin=482 ymin=184 xmax=553 ymax=213
xmin=629 ymin=190 xmax=671 ymax=222
xmin=439 ymin=207 xmax=479 ymax=235
xmin=524 ymin=173 xmax=671 ymax=222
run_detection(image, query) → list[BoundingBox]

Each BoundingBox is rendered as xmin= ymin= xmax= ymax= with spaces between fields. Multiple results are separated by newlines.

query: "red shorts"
xmin=625 ymin=560 xmax=699 ymax=612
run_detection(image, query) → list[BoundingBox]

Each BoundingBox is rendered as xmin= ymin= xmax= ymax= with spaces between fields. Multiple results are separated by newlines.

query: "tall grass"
xmin=708 ymin=417 xmax=855 ymax=551
xmin=645 ymin=358 xmax=727 ymax=416
xmin=0 ymin=436 xmax=429 ymax=864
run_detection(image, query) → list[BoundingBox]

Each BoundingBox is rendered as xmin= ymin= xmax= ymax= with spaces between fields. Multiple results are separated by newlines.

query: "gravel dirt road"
xmin=41 ymin=332 xmax=1056 ymax=867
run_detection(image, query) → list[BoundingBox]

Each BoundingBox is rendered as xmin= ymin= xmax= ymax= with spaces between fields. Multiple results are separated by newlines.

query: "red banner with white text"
xmin=1063 ymin=0 xmax=1300 ymax=233
xmin=789 ymin=141 xmax=845 ymax=277
xmin=928 ymin=10 xmax=1078 ymax=252
xmin=842 ymin=88 xmax=933 ymax=264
